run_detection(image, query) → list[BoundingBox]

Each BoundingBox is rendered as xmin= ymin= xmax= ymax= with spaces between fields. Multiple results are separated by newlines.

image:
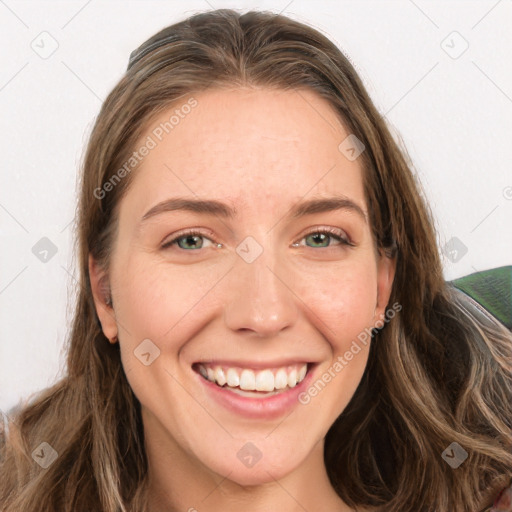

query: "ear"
xmin=88 ymin=253 xmax=118 ymax=343
xmin=374 ymin=249 xmax=397 ymax=324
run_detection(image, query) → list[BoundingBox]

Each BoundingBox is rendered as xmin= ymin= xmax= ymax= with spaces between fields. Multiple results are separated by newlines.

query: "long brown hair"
xmin=1 ymin=9 xmax=511 ymax=512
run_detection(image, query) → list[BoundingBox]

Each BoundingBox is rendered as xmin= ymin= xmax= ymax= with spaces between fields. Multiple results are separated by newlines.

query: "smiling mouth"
xmin=192 ymin=362 xmax=313 ymax=395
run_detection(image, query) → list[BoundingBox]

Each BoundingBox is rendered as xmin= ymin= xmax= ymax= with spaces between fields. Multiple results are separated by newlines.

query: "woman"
xmin=1 ymin=8 xmax=511 ymax=512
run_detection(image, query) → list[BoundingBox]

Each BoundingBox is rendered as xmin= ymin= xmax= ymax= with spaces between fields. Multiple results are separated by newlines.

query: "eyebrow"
xmin=140 ymin=195 xmax=367 ymax=225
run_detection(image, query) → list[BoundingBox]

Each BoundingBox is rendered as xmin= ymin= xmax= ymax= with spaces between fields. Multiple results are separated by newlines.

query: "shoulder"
xmin=449 ymin=265 xmax=512 ymax=332
xmin=448 ymin=267 xmax=512 ymax=512
xmin=480 ymin=481 xmax=512 ymax=511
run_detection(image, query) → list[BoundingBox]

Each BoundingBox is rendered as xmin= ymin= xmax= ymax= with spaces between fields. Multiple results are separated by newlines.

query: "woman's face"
xmin=91 ymin=87 xmax=395 ymax=486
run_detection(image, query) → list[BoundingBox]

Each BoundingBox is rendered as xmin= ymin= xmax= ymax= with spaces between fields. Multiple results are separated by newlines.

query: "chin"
xmin=200 ymin=444 xmax=303 ymax=487
xmin=219 ymin=464 xmax=293 ymax=487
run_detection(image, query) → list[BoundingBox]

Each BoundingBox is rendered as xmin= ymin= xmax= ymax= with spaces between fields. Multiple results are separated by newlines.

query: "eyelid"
xmin=161 ymin=225 xmax=355 ymax=250
xmin=293 ymin=225 xmax=355 ymax=247
xmin=161 ymin=227 xmax=216 ymax=248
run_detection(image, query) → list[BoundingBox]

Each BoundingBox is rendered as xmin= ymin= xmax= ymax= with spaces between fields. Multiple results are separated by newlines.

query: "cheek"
xmin=293 ymin=260 xmax=378 ymax=349
xmin=114 ymin=249 xmax=377 ymax=358
xmin=295 ymin=266 xmax=377 ymax=418
xmin=113 ymin=254 xmax=229 ymax=340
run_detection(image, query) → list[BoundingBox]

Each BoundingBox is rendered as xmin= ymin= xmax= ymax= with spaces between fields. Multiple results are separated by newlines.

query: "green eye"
xmin=162 ymin=226 xmax=354 ymax=252
xmin=293 ymin=227 xmax=354 ymax=249
xmin=162 ymin=230 xmax=214 ymax=250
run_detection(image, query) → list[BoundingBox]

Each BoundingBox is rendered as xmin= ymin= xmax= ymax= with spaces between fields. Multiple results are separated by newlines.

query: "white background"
xmin=1 ymin=0 xmax=511 ymax=415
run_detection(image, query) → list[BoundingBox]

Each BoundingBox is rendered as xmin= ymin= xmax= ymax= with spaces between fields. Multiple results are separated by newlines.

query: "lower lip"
xmin=193 ymin=364 xmax=317 ymax=420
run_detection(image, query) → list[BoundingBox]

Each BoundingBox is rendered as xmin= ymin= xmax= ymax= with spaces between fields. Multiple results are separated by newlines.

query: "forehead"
xmin=124 ymin=87 xmax=366 ymax=215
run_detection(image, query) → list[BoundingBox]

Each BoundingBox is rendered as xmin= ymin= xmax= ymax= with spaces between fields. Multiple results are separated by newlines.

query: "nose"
xmin=222 ymin=245 xmax=298 ymax=338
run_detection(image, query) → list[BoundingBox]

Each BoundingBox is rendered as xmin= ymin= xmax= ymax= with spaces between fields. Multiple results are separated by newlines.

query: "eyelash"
xmin=161 ymin=226 xmax=355 ymax=251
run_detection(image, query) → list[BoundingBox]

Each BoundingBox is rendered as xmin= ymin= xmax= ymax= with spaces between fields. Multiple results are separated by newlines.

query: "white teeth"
xmin=274 ymin=369 xmax=288 ymax=389
xmin=240 ymin=369 xmax=256 ymax=390
xmin=226 ymin=368 xmax=240 ymax=387
xmin=298 ymin=364 xmax=307 ymax=382
xmin=198 ymin=363 xmax=309 ymax=392
xmin=255 ymin=369 xmax=274 ymax=392
xmin=287 ymin=368 xmax=298 ymax=388
xmin=214 ymin=367 xmax=226 ymax=386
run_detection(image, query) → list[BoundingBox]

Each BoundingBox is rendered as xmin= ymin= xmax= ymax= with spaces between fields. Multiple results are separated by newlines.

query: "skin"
xmin=90 ymin=87 xmax=396 ymax=512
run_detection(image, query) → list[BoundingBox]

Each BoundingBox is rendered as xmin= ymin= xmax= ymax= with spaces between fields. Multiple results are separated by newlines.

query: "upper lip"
xmin=193 ymin=359 xmax=316 ymax=370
